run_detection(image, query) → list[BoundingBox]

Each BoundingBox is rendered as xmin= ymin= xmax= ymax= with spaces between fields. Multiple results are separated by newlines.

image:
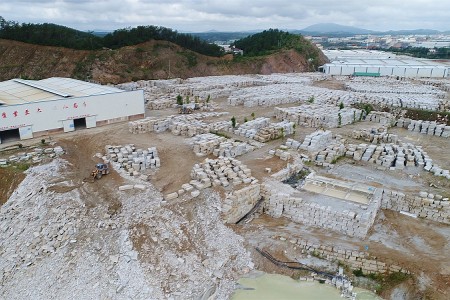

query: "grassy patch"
xmin=210 ymin=131 xmax=230 ymax=139
xmin=404 ymin=108 xmax=450 ymax=125
xmin=331 ymin=155 xmax=345 ymax=164
xmin=178 ymin=51 xmax=198 ymax=68
xmin=352 ymin=269 xmax=411 ymax=294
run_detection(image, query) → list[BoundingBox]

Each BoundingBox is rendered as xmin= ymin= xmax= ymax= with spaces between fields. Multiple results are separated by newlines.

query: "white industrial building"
xmin=320 ymin=50 xmax=450 ymax=78
xmin=0 ymin=77 xmax=145 ymax=143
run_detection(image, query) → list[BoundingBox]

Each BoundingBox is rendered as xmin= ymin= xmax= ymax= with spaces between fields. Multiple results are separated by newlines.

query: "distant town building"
xmin=320 ymin=50 xmax=449 ymax=78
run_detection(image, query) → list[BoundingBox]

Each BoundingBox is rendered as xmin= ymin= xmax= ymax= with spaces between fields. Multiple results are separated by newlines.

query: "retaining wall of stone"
xmin=222 ymin=184 xmax=261 ymax=223
xmin=261 ymin=180 xmax=382 ymax=238
xmin=274 ymin=236 xmax=409 ymax=275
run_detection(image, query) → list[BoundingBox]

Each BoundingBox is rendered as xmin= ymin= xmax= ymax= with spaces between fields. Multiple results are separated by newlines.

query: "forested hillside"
xmin=0 ymin=17 xmax=328 ymax=83
xmin=0 ymin=16 xmax=223 ymax=56
xmin=233 ymin=29 xmax=322 ymax=68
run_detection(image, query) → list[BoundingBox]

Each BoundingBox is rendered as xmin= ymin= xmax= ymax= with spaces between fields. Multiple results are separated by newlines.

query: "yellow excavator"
xmin=91 ymin=163 xmax=110 ymax=180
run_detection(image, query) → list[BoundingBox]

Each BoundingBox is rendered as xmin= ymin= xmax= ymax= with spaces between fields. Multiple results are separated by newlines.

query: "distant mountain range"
xmin=190 ymin=23 xmax=448 ymax=42
xmin=297 ymin=23 xmax=444 ymax=36
xmin=299 ymin=23 xmax=374 ymax=35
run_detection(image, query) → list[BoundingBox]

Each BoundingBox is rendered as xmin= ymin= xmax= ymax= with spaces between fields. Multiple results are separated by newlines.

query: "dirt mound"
xmin=0 ymin=39 xmax=328 ymax=84
xmin=0 ymin=167 xmax=26 ymax=205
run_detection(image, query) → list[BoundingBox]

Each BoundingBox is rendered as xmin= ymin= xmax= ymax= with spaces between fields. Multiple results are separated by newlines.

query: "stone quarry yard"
xmin=1 ymin=73 xmax=450 ymax=300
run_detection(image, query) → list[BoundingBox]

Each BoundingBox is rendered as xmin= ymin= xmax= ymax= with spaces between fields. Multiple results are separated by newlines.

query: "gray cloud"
xmin=0 ymin=0 xmax=448 ymax=32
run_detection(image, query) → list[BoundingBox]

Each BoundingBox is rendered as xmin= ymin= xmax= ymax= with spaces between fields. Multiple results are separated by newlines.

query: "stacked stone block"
xmin=396 ymin=118 xmax=450 ymax=138
xmin=0 ymin=146 xmax=65 ymax=165
xmin=222 ymin=184 xmax=261 ymax=223
xmin=352 ymin=127 xmax=398 ymax=144
xmin=300 ymin=130 xmax=333 ymax=152
xmin=234 ymin=117 xmax=270 ymax=139
xmin=191 ymin=133 xmax=255 ymax=157
xmin=315 ymin=141 xmax=347 ymax=166
xmin=105 ymin=144 xmax=160 ymax=176
xmin=190 ymin=157 xmax=257 ymax=188
xmin=364 ymin=111 xmax=396 ymax=126
xmin=274 ymin=104 xmax=361 ymax=128
xmin=344 ymin=142 xmax=450 ymax=178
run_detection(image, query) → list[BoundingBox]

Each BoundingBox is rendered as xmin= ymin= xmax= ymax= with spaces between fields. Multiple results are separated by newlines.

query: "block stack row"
xmin=208 ymin=120 xmax=235 ymax=133
xmin=344 ymin=142 xmax=450 ymax=179
xmin=190 ymin=157 xmax=256 ymax=188
xmin=128 ymin=112 xmax=228 ymax=135
xmin=169 ymin=119 xmax=210 ymax=137
xmin=274 ymin=104 xmax=361 ymax=128
xmin=0 ymin=146 xmax=65 ymax=165
xmin=396 ymin=118 xmax=450 ymax=138
xmin=382 ymin=190 xmax=449 ymax=224
xmin=105 ymin=144 xmax=160 ymax=176
xmin=345 ymin=78 xmax=445 ymax=96
xmin=364 ymin=111 xmax=395 ymax=126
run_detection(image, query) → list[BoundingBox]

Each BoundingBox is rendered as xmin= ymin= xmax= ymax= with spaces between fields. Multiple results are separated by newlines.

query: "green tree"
xmin=339 ymin=102 xmax=344 ymax=110
xmin=231 ymin=116 xmax=236 ymax=128
xmin=251 ymin=112 xmax=255 ymax=119
xmin=185 ymin=95 xmax=190 ymax=104
xmin=176 ymin=94 xmax=183 ymax=106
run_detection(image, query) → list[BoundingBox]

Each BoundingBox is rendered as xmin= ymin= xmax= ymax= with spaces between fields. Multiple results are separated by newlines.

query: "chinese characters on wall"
xmin=1 ymin=101 xmax=87 ymax=119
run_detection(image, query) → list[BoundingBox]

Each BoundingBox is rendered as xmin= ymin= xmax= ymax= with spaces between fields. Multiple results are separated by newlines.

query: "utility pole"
xmin=168 ymin=59 xmax=171 ymax=79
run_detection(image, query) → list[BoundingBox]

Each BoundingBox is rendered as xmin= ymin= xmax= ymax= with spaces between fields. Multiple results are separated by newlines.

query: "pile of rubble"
xmin=1 ymin=159 xmax=253 ymax=299
xmin=351 ymin=127 xmax=398 ymax=144
xmin=396 ymin=118 xmax=450 ymax=138
xmin=0 ymin=146 xmax=65 ymax=166
xmin=104 ymin=144 xmax=160 ymax=176
xmin=274 ymin=104 xmax=361 ymax=128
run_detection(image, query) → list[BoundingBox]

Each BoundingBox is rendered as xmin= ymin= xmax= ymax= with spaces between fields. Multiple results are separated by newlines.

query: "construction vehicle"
xmin=178 ymin=103 xmax=200 ymax=114
xmin=91 ymin=163 xmax=110 ymax=180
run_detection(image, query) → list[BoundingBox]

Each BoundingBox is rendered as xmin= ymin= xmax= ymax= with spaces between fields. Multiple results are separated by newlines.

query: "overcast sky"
xmin=0 ymin=0 xmax=448 ymax=32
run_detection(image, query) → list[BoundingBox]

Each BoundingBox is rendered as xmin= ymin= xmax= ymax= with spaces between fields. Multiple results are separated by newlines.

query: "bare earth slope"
xmin=0 ymin=39 xmax=328 ymax=84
